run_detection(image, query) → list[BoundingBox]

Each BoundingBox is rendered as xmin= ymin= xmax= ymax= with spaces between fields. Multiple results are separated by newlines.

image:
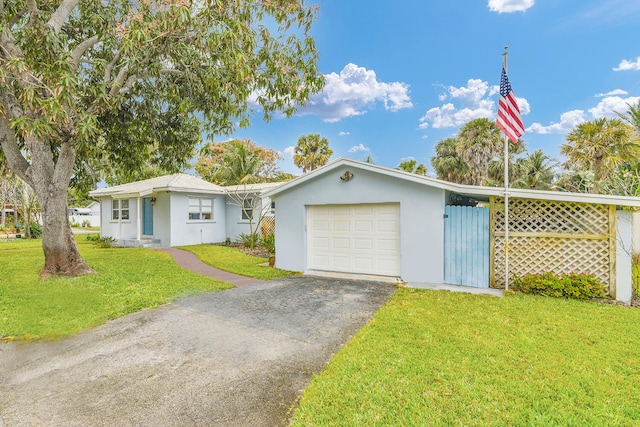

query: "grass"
xmin=178 ymin=244 xmax=299 ymax=280
xmin=0 ymin=236 xmax=233 ymax=340
xmin=292 ymin=288 xmax=640 ymax=426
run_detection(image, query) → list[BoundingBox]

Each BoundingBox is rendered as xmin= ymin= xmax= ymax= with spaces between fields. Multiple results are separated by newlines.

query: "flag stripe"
xmin=496 ymin=67 xmax=524 ymax=143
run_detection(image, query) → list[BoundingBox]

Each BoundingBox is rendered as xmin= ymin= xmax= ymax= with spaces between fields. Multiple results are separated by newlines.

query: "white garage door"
xmin=307 ymin=203 xmax=401 ymax=277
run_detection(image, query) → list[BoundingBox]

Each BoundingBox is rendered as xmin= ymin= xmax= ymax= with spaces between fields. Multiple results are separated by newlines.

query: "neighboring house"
xmin=68 ymin=201 xmax=101 ymax=227
xmin=264 ymin=158 xmax=640 ymax=303
xmin=89 ymin=174 xmax=281 ymax=248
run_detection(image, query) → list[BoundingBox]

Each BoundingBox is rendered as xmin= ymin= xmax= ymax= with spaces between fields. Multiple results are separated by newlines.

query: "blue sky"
xmin=221 ymin=0 xmax=640 ymax=176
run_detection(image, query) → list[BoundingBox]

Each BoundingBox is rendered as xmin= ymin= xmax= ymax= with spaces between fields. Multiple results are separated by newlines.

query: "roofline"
xmin=263 ymin=157 xmax=640 ymax=207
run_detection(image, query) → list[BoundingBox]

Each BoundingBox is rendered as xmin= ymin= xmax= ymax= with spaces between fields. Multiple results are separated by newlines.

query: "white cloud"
xmin=527 ymin=110 xmax=586 ymax=134
xmin=613 ymin=57 xmax=640 ymax=71
xmin=595 ymin=89 xmax=628 ymax=97
xmin=488 ymin=0 xmax=534 ymax=13
xmin=348 ymin=143 xmax=369 ymax=153
xmin=419 ymin=78 xmax=528 ymax=129
xmin=300 ymin=63 xmax=413 ymax=123
xmin=283 ymin=146 xmax=295 ymax=157
xmin=338 ymin=131 xmax=350 ymax=136
xmin=588 ymin=95 xmax=640 ymax=118
xmin=527 ymin=94 xmax=640 ymax=134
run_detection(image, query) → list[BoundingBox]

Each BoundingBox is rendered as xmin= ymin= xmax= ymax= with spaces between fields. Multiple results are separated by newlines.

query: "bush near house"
xmin=512 ymin=272 xmax=606 ymax=300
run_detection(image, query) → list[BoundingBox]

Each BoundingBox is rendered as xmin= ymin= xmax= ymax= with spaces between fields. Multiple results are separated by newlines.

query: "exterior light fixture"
xmin=150 ymin=197 xmax=157 ymax=206
xmin=340 ymin=171 xmax=354 ymax=182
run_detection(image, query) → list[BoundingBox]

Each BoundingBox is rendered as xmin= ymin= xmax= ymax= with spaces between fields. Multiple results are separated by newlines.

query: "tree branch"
xmin=47 ymin=0 xmax=80 ymax=34
xmin=70 ymin=35 xmax=99 ymax=70
xmin=0 ymin=115 xmax=31 ymax=184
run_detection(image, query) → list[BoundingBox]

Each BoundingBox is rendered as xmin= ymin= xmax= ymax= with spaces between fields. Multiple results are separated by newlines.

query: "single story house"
xmin=264 ymin=158 xmax=640 ymax=303
xmin=88 ymin=174 xmax=280 ymax=248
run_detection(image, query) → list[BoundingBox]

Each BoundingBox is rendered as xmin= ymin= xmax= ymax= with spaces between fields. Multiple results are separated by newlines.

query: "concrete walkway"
xmin=407 ymin=282 xmax=503 ymax=297
xmin=157 ymin=247 xmax=264 ymax=287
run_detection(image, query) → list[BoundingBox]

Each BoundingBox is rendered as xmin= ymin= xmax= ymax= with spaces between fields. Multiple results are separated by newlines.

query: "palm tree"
xmin=293 ymin=134 xmax=333 ymax=173
xmin=456 ymin=118 xmax=505 ymax=186
xmin=430 ymin=138 xmax=469 ymax=184
xmin=561 ymin=118 xmax=637 ymax=193
xmin=487 ymin=140 xmax=526 ymax=186
xmin=512 ymin=149 xmax=558 ymax=190
xmin=397 ymin=159 xmax=427 ymax=175
xmin=214 ymin=140 xmax=262 ymax=185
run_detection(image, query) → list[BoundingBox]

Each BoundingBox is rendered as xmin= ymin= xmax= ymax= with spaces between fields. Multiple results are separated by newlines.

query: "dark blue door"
xmin=143 ymin=198 xmax=154 ymax=235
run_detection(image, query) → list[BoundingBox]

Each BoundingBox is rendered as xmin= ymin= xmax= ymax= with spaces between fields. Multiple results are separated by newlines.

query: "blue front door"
xmin=143 ymin=198 xmax=154 ymax=235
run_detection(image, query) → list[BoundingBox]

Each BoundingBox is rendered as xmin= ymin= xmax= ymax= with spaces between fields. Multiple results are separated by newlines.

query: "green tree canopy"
xmin=0 ymin=1 xmax=322 ymax=276
xmin=196 ymin=139 xmax=284 ymax=186
xmin=293 ymin=133 xmax=333 ymax=173
xmin=431 ymin=137 xmax=469 ymax=184
xmin=396 ymin=159 xmax=427 ymax=175
xmin=561 ymin=118 xmax=637 ymax=193
xmin=511 ymin=149 xmax=558 ymax=190
xmin=456 ymin=118 xmax=505 ymax=186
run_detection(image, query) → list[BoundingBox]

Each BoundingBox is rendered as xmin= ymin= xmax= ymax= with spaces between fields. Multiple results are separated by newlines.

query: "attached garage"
xmin=307 ymin=203 xmax=401 ymax=277
xmin=265 ymin=158 xmax=640 ymax=303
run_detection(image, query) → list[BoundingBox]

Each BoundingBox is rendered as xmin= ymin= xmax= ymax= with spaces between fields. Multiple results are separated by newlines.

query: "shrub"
xmin=236 ymin=232 xmax=260 ymax=249
xmin=28 ymin=222 xmax=42 ymax=238
xmin=85 ymin=233 xmax=100 ymax=242
xmin=513 ymin=272 xmax=606 ymax=300
xmin=261 ymin=233 xmax=275 ymax=254
xmin=95 ymin=236 xmax=116 ymax=248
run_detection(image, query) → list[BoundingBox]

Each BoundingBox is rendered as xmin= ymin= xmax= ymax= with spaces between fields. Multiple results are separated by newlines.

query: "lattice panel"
xmin=261 ymin=216 xmax=275 ymax=236
xmin=493 ymin=198 xmax=608 ymax=235
xmin=491 ymin=198 xmax=613 ymax=295
xmin=493 ymin=236 xmax=611 ymax=295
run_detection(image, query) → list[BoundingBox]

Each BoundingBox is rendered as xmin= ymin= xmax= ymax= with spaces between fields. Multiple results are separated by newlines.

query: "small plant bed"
xmin=178 ymin=244 xmax=298 ymax=281
xmin=214 ymin=241 xmax=272 ymax=258
xmin=512 ymin=272 xmax=606 ymax=300
xmin=292 ymin=289 xmax=640 ymax=426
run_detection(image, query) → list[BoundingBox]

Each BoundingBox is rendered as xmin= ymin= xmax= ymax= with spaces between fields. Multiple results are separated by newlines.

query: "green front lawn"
xmin=178 ymin=244 xmax=299 ymax=280
xmin=0 ymin=237 xmax=232 ymax=340
xmin=292 ymin=289 xmax=640 ymax=426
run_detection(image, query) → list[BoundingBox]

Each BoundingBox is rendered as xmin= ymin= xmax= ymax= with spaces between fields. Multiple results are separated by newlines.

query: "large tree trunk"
xmin=32 ymin=143 xmax=96 ymax=278
xmin=38 ymin=184 xmax=95 ymax=278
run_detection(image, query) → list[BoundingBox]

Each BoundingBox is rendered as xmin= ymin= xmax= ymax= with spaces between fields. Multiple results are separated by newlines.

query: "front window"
xmin=242 ymin=198 xmax=253 ymax=220
xmin=189 ymin=197 xmax=213 ymax=220
xmin=112 ymin=199 xmax=130 ymax=220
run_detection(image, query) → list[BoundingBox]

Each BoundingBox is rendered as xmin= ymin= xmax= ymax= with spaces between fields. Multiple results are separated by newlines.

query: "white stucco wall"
xmin=616 ymin=210 xmax=633 ymax=303
xmin=169 ymin=193 xmax=226 ymax=246
xmin=224 ymin=195 xmax=272 ymax=241
xmin=151 ymin=192 xmax=171 ymax=246
xmin=273 ymin=165 xmax=446 ymax=283
xmin=99 ymin=197 xmax=139 ymax=240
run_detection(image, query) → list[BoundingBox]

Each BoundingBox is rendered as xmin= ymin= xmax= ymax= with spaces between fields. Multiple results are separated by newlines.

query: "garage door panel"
xmin=307 ymin=203 xmax=400 ymax=277
xmin=333 ymin=237 xmax=350 ymax=249
xmin=354 ymin=220 xmax=373 ymax=232
xmin=354 ymin=238 xmax=373 ymax=250
xmin=333 ymin=220 xmax=350 ymax=232
xmin=312 ymin=220 xmax=330 ymax=231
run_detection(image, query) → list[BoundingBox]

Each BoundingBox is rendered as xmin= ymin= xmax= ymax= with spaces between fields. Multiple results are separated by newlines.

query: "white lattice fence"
xmin=491 ymin=197 xmax=614 ymax=294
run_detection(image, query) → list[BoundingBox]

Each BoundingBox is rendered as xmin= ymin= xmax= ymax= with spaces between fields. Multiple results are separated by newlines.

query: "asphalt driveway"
xmin=0 ymin=276 xmax=396 ymax=427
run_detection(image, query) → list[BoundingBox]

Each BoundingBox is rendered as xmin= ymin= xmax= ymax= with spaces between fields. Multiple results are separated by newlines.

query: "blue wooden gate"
xmin=444 ymin=205 xmax=490 ymax=288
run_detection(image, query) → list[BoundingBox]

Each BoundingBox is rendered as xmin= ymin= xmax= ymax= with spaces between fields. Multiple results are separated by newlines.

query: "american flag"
xmin=496 ymin=67 xmax=524 ymax=143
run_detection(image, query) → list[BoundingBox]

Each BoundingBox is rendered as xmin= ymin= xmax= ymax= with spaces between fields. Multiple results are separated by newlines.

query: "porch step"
xmin=117 ymin=238 xmax=163 ymax=248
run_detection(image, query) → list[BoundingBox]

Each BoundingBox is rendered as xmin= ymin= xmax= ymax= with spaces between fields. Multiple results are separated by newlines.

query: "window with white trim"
xmin=112 ymin=199 xmax=130 ymax=220
xmin=189 ymin=197 xmax=213 ymax=220
xmin=242 ymin=198 xmax=253 ymax=220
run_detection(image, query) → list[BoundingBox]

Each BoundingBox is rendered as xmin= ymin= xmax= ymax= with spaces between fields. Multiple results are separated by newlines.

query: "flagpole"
xmin=502 ymin=46 xmax=510 ymax=292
